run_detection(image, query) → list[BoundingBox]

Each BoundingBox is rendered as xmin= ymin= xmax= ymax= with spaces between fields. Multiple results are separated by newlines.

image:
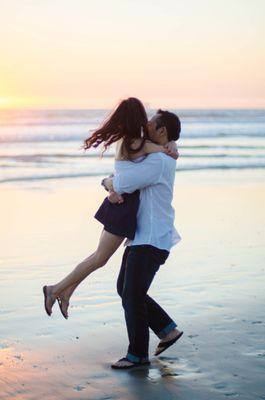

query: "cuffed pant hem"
xmin=126 ymin=352 xmax=149 ymax=363
xmin=157 ymin=321 xmax=177 ymax=339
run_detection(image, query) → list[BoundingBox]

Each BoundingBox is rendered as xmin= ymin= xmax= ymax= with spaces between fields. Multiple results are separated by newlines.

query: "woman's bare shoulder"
xmin=115 ymin=138 xmax=126 ymax=160
xmin=130 ymin=137 xmax=145 ymax=150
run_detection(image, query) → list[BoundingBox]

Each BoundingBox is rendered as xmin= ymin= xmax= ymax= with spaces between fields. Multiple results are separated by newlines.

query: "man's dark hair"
xmin=156 ymin=109 xmax=181 ymax=141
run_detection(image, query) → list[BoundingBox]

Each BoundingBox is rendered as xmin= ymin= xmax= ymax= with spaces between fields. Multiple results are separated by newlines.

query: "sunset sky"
xmin=0 ymin=0 xmax=264 ymax=109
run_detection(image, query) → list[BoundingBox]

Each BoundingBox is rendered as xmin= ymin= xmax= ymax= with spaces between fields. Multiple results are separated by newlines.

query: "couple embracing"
xmin=43 ymin=97 xmax=183 ymax=369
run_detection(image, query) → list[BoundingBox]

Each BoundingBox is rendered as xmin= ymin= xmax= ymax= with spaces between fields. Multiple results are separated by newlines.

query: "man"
xmin=103 ymin=109 xmax=183 ymax=369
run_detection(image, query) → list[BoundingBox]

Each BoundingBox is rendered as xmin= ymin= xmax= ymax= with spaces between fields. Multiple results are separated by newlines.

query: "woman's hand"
xmin=108 ymin=191 xmax=124 ymax=204
xmin=101 ymin=177 xmax=114 ymax=192
xmin=164 ymin=141 xmax=179 ymax=160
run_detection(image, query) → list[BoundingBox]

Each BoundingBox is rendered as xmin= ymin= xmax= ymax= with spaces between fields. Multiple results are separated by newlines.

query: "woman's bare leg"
xmin=56 ymin=228 xmax=106 ymax=301
xmin=44 ymin=230 xmax=124 ymax=315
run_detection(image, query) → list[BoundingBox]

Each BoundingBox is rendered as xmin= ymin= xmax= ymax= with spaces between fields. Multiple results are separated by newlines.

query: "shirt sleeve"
xmin=112 ymin=154 xmax=164 ymax=194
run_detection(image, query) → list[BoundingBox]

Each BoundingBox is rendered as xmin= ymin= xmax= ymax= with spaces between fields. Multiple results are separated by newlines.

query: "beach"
xmin=1 ymin=0 xmax=264 ymax=395
xmin=1 ymin=169 xmax=264 ymax=400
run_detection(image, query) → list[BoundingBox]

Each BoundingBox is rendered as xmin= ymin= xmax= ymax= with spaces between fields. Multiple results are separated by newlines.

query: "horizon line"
xmin=1 ymin=106 xmax=265 ymax=112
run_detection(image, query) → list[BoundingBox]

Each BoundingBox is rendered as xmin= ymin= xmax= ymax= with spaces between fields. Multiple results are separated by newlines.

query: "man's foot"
xmin=43 ymin=285 xmax=57 ymax=316
xmin=154 ymin=328 xmax=183 ymax=356
xmin=111 ymin=357 xmax=150 ymax=369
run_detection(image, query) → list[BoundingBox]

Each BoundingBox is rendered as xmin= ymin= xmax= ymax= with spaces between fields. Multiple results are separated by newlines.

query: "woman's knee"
xmin=92 ymin=251 xmax=110 ymax=269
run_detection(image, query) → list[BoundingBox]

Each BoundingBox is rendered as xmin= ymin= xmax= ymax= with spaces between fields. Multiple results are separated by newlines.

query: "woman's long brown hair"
xmin=82 ymin=97 xmax=148 ymax=157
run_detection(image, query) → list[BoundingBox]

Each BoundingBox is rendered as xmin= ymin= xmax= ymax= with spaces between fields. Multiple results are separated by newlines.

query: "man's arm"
xmin=103 ymin=154 xmax=164 ymax=195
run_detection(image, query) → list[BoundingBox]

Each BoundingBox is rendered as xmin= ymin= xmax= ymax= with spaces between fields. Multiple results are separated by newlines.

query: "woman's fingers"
xmin=108 ymin=192 xmax=124 ymax=204
xmin=164 ymin=141 xmax=177 ymax=153
xmin=165 ymin=148 xmax=179 ymax=160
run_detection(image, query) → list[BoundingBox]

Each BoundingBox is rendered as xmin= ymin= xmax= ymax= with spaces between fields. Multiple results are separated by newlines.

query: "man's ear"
xmin=157 ymin=126 xmax=165 ymax=136
xmin=158 ymin=126 xmax=167 ymax=138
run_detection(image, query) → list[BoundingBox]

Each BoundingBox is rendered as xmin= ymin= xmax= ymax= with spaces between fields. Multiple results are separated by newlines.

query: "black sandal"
xmin=43 ymin=285 xmax=53 ymax=316
xmin=155 ymin=331 xmax=183 ymax=356
xmin=57 ymin=297 xmax=68 ymax=319
xmin=111 ymin=357 xmax=150 ymax=369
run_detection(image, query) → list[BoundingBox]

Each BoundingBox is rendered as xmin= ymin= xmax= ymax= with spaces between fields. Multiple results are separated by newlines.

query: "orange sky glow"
xmin=0 ymin=0 xmax=264 ymax=109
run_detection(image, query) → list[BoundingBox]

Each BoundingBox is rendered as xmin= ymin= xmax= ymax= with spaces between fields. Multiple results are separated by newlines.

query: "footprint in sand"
xmin=161 ymin=370 xmax=179 ymax=378
xmin=247 ymin=350 xmax=265 ymax=358
xmin=14 ymin=354 xmax=23 ymax=361
xmin=213 ymin=382 xmax=227 ymax=390
xmin=73 ymin=384 xmax=86 ymax=392
xmin=158 ymin=356 xmax=180 ymax=361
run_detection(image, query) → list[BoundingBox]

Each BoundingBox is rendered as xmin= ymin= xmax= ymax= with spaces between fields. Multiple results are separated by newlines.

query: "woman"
xmin=43 ymin=97 xmax=177 ymax=319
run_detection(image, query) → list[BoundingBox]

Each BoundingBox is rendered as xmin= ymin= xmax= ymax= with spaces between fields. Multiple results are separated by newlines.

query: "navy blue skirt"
xmin=94 ymin=190 xmax=140 ymax=240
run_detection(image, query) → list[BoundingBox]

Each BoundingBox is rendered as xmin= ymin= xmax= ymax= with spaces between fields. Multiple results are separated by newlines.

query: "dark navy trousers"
xmin=117 ymin=245 xmax=177 ymax=362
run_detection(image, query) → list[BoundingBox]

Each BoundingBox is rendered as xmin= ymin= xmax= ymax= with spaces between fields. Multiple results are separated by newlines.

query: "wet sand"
xmin=0 ymin=170 xmax=265 ymax=400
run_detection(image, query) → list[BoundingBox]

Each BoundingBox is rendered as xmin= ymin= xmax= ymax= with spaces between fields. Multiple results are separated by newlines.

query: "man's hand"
xmin=108 ymin=191 xmax=124 ymax=204
xmin=164 ymin=141 xmax=179 ymax=160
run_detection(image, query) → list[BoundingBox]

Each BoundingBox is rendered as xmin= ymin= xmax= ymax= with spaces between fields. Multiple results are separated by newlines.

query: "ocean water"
xmin=0 ymin=108 xmax=264 ymax=186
